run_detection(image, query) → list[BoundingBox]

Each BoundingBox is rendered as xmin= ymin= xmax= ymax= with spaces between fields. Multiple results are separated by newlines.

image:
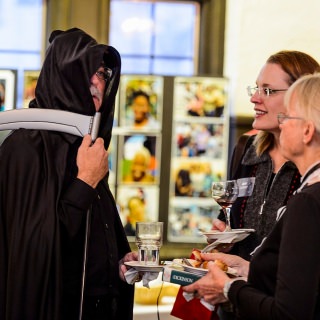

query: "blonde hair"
xmin=253 ymin=50 xmax=320 ymax=156
xmin=284 ymin=73 xmax=320 ymax=134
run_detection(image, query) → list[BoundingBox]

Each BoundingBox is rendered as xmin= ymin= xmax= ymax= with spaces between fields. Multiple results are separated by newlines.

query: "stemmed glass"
xmin=211 ymin=180 xmax=239 ymax=231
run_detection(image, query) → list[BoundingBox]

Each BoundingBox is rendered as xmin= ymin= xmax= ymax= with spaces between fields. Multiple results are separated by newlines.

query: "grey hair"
xmin=284 ymin=72 xmax=320 ymax=134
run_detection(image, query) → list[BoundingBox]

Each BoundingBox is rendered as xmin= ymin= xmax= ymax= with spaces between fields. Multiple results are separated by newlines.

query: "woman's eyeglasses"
xmin=277 ymin=112 xmax=305 ymax=125
xmin=247 ymin=86 xmax=288 ymax=97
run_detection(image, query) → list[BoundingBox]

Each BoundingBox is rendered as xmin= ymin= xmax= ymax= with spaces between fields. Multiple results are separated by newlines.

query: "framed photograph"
xmin=167 ymin=197 xmax=219 ymax=243
xmin=171 ymin=157 xmax=225 ymax=198
xmin=106 ymin=135 xmax=118 ymax=188
xmin=0 ymin=69 xmax=17 ymax=111
xmin=173 ymin=76 xmax=228 ymax=119
xmin=166 ymin=76 xmax=230 ymax=243
xmin=116 ymin=185 xmax=159 ymax=239
xmin=23 ymin=70 xmax=40 ymax=108
xmin=174 ymin=121 xmax=224 ymax=159
xmin=119 ymin=75 xmax=163 ymax=131
xmin=113 ymin=88 xmax=121 ymax=128
xmin=118 ymin=133 xmax=161 ymax=184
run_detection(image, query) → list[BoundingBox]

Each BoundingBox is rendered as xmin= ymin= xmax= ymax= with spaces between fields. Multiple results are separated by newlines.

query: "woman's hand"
xmin=183 ymin=262 xmax=230 ymax=305
xmin=208 ymin=219 xmax=234 ymax=251
xmin=212 ymin=218 xmax=226 ymax=231
xmin=201 ymin=252 xmax=249 ymax=278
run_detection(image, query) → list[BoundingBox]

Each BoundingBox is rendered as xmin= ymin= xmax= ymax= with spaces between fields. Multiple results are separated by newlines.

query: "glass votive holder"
xmin=135 ymin=222 xmax=163 ymax=265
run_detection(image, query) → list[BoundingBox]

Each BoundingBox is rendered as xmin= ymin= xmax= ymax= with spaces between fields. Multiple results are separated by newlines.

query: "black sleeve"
xmin=59 ymin=178 xmax=97 ymax=239
xmin=229 ymin=190 xmax=320 ymax=320
xmin=229 ymin=134 xmax=254 ymax=180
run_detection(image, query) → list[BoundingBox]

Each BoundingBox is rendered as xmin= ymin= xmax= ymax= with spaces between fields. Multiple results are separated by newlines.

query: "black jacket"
xmin=220 ymin=135 xmax=301 ymax=260
xmin=229 ymin=181 xmax=320 ymax=319
xmin=0 ymin=28 xmax=134 ymax=320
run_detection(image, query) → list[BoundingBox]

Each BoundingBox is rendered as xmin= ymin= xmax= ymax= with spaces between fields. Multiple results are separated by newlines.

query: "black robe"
xmin=0 ymin=28 xmax=134 ymax=320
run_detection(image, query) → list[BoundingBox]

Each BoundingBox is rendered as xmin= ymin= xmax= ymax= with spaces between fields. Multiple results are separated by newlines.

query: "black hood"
xmin=31 ymin=28 xmax=121 ymax=148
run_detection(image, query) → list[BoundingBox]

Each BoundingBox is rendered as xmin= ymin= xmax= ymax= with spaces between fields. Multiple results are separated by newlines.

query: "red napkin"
xmin=171 ymin=287 xmax=219 ymax=320
xmin=170 ymin=248 xmax=220 ymax=320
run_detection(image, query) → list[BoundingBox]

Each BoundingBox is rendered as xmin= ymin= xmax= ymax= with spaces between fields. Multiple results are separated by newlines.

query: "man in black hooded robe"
xmin=0 ymin=28 xmax=137 ymax=320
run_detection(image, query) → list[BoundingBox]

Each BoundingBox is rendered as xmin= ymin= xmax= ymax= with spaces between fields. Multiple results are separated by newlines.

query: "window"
xmin=109 ymin=0 xmax=199 ymax=75
xmin=0 ymin=0 xmax=43 ymax=108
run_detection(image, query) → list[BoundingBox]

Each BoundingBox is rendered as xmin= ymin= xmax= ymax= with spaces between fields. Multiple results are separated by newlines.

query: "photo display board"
xmin=112 ymin=75 xmax=163 ymax=239
xmin=168 ymin=76 xmax=229 ymax=242
xmin=98 ymin=74 xmax=230 ymax=243
xmin=23 ymin=70 xmax=40 ymax=109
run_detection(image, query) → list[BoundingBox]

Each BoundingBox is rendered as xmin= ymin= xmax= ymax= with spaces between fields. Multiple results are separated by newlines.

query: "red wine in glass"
xmin=212 ymin=180 xmax=239 ymax=231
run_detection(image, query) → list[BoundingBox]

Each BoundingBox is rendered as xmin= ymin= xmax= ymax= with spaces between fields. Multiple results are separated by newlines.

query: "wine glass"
xmin=211 ymin=180 xmax=239 ymax=231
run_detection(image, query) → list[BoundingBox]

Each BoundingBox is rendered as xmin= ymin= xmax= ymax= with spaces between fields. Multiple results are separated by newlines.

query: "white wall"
xmin=224 ymin=0 xmax=320 ymax=117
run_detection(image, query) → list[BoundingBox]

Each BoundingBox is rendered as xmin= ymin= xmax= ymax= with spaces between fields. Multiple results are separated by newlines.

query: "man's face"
xmin=90 ymin=66 xmax=107 ymax=111
xmin=131 ymin=154 xmax=148 ymax=181
xmin=132 ymin=95 xmax=150 ymax=124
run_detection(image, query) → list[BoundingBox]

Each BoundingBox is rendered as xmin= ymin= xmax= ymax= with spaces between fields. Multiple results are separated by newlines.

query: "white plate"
xmin=236 ymin=228 xmax=255 ymax=233
xmin=183 ymin=265 xmax=208 ymax=276
xmin=200 ymin=228 xmax=255 ymax=240
xmin=172 ymin=260 xmax=238 ymax=277
xmin=124 ymin=261 xmax=163 ymax=272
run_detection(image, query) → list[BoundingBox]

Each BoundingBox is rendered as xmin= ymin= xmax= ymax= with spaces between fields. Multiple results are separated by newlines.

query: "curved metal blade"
xmin=0 ymin=109 xmax=100 ymax=141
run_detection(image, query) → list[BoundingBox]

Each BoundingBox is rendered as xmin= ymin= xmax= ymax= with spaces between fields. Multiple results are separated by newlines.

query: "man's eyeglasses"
xmin=95 ymin=67 xmax=113 ymax=82
xmin=247 ymin=86 xmax=288 ymax=97
xmin=277 ymin=112 xmax=305 ymax=125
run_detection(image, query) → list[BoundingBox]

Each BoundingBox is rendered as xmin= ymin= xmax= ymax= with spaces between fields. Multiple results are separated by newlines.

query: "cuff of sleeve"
xmin=62 ymin=178 xmax=98 ymax=209
xmin=227 ymin=278 xmax=247 ymax=302
xmin=223 ymin=278 xmax=245 ymax=300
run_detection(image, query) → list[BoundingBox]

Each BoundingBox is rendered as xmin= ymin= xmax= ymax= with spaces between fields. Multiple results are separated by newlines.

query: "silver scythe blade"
xmin=0 ymin=109 xmax=101 ymax=141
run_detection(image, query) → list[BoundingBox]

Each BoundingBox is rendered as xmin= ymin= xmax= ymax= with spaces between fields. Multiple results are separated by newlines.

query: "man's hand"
xmin=76 ymin=135 xmax=109 ymax=188
xmin=119 ymin=252 xmax=139 ymax=281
